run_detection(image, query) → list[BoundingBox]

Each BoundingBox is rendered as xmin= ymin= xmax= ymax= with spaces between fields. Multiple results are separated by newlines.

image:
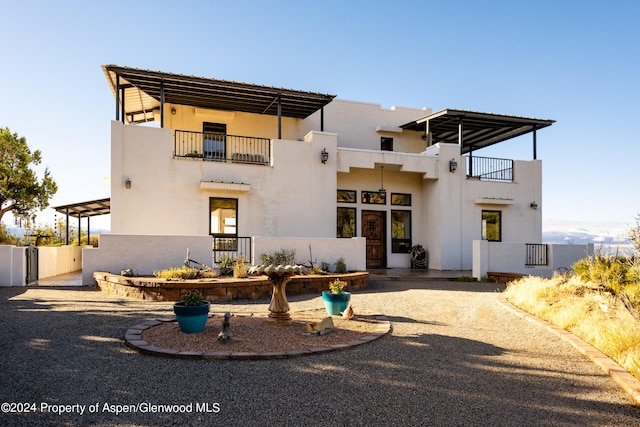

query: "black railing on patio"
xmin=466 ymin=156 xmax=513 ymax=182
xmin=212 ymin=236 xmax=252 ymax=264
xmin=525 ymin=243 xmax=548 ymax=266
xmin=174 ymin=130 xmax=270 ymax=165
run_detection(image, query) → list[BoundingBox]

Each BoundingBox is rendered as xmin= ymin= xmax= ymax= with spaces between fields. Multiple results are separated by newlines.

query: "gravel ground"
xmin=1 ymin=279 xmax=639 ymax=426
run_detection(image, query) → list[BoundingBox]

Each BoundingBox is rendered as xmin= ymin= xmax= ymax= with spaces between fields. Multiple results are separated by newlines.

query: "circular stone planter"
xmin=321 ymin=291 xmax=351 ymax=316
xmin=173 ymin=301 xmax=211 ymax=333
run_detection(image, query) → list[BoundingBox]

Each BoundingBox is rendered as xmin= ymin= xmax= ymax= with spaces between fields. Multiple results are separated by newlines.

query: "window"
xmin=210 ymin=197 xmax=237 ymax=236
xmin=203 ymin=122 xmax=227 ymax=160
xmin=482 ymin=210 xmax=502 ymax=241
xmin=391 ymin=210 xmax=411 ymax=253
xmin=381 ymin=137 xmax=393 ymax=151
xmin=337 ymin=190 xmax=357 ymax=203
xmin=391 ymin=193 xmax=412 ymax=206
xmin=337 ymin=207 xmax=356 ymax=238
xmin=362 ymin=191 xmax=386 ymax=204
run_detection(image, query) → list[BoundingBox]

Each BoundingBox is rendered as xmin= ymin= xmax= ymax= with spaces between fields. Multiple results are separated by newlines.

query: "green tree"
xmin=0 ymin=127 xmax=57 ymax=224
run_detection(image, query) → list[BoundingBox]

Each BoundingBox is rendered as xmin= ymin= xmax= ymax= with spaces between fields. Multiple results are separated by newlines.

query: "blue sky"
xmin=1 ymin=0 xmax=638 ymax=233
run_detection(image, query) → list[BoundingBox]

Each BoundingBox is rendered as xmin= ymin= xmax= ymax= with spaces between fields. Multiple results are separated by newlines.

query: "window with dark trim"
xmin=337 ymin=190 xmax=357 ymax=203
xmin=391 ymin=210 xmax=411 ymax=253
xmin=362 ymin=191 xmax=386 ymax=204
xmin=381 ymin=137 xmax=393 ymax=151
xmin=337 ymin=207 xmax=356 ymax=238
xmin=210 ymin=197 xmax=238 ymax=237
xmin=391 ymin=193 xmax=412 ymax=206
xmin=482 ymin=210 xmax=502 ymax=241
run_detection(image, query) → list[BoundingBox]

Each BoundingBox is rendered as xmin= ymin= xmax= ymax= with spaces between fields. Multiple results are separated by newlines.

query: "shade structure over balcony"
xmin=52 ymin=198 xmax=110 ymax=246
xmin=102 ymin=65 xmax=336 ymax=126
xmin=401 ymin=109 xmax=555 ymax=157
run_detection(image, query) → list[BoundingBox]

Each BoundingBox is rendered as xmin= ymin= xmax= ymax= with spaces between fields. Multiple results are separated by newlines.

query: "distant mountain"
xmin=543 ymin=225 xmax=634 ymax=255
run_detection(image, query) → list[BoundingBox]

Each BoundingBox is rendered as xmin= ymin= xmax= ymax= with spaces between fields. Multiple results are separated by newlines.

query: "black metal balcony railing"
xmin=466 ymin=156 xmax=513 ymax=182
xmin=526 ymin=243 xmax=548 ymax=266
xmin=212 ymin=236 xmax=252 ymax=264
xmin=174 ymin=130 xmax=271 ymax=165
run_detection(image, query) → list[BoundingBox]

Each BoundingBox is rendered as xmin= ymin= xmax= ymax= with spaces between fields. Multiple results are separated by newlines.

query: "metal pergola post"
xmin=533 ymin=126 xmax=538 ymax=160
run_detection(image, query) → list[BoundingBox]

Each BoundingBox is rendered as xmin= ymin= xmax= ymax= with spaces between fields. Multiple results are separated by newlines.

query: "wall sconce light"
xmin=171 ymin=107 xmax=176 ymax=115
xmin=321 ymin=148 xmax=329 ymax=164
xmin=449 ymin=158 xmax=458 ymax=173
xmin=125 ymin=178 xmax=132 ymax=189
xmin=530 ymin=201 xmax=538 ymax=210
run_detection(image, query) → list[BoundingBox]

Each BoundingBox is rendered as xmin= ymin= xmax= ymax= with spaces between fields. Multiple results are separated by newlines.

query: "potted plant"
xmin=321 ymin=279 xmax=351 ymax=316
xmin=173 ymin=290 xmax=210 ymax=333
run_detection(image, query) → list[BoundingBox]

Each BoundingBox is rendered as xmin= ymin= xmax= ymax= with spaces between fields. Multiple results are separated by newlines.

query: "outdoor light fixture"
xmin=379 ymin=166 xmax=385 ymax=192
xmin=530 ymin=201 xmax=538 ymax=210
xmin=321 ymin=148 xmax=329 ymax=164
xmin=125 ymin=178 xmax=132 ymax=189
xmin=171 ymin=107 xmax=176 ymax=115
xmin=449 ymin=158 xmax=458 ymax=173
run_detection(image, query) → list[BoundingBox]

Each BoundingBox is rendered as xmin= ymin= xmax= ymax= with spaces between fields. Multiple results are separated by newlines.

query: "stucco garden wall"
xmin=0 ymin=245 xmax=25 ymax=287
xmin=252 ymin=236 xmax=366 ymax=272
xmin=82 ymin=234 xmax=213 ymax=285
xmin=472 ymin=240 xmax=594 ymax=279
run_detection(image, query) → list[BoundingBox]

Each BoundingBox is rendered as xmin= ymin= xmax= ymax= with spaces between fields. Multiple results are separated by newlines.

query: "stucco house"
xmin=80 ymin=65 xmax=591 ymax=284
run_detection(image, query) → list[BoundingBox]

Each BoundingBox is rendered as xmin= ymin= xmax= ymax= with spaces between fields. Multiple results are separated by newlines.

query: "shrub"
xmin=261 ymin=249 xmax=296 ymax=265
xmin=182 ymin=290 xmax=203 ymax=306
xmin=334 ymin=257 xmax=347 ymax=273
xmin=573 ymin=253 xmax=636 ymax=295
xmin=154 ymin=266 xmax=200 ymax=279
xmin=329 ymin=278 xmax=347 ymax=294
xmin=233 ymin=256 xmax=248 ymax=278
xmin=218 ymin=254 xmax=235 ymax=276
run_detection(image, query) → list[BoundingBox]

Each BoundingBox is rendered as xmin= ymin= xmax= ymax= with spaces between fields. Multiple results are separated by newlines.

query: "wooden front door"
xmin=362 ymin=210 xmax=386 ymax=268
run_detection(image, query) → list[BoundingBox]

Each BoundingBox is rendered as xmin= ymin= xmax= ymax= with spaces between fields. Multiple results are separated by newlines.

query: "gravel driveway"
xmin=1 ymin=279 xmax=639 ymax=426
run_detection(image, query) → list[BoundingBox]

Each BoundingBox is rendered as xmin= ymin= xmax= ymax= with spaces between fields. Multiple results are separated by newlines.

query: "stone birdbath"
xmin=248 ymin=264 xmax=306 ymax=326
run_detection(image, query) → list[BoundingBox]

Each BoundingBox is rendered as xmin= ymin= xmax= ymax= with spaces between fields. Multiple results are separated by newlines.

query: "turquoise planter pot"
xmin=321 ymin=291 xmax=351 ymax=316
xmin=173 ymin=301 xmax=211 ymax=333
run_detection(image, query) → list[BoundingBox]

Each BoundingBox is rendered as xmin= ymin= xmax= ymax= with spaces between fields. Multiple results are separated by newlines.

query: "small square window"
xmin=362 ymin=191 xmax=386 ymax=204
xmin=391 ymin=193 xmax=412 ymax=206
xmin=381 ymin=137 xmax=393 ymax=151
xmin=337 ymin=190 xmax=356 ymax=203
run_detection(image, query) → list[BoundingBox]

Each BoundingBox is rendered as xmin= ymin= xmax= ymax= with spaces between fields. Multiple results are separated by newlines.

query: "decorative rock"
xmin=121 ymin=268 xmax=134 ymax=277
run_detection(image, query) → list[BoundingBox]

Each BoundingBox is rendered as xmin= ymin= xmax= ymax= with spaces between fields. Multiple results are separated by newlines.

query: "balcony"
xmin=466 ymin=156 xmax=513 ymax=182
xmin=174 ymin=130 xmax=271 ymax=165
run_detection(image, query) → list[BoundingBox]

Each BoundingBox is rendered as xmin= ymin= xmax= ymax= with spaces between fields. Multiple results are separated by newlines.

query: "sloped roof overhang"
xmin=102 ymin=65 xmax=336 ymax=124
xmin=401 ymin=109 xmax=555 ymax=154
xmin=52 ymin=198 xmax=110 ymax=218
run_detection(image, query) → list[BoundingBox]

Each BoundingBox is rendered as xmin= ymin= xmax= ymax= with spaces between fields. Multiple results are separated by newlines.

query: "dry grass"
xmin=504 ymin=275 xmax=640 ymax=380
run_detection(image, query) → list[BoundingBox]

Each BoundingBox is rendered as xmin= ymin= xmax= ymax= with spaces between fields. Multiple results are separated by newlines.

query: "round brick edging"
xmin=496 ymin=293 xmax=640 ymax=406
xmin=125 ymin=314 xmax=391 ymax=361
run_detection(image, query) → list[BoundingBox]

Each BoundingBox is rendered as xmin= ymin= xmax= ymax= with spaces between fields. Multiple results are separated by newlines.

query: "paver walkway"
xmin=1 ymin=278 xmax=639 ymax=426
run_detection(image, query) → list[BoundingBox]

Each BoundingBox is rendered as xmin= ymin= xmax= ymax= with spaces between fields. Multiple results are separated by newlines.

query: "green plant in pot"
xmin=321 ymin=279 xmax=351 ymax=316
xmin=173 ymin=290 xmax=210 ymax=333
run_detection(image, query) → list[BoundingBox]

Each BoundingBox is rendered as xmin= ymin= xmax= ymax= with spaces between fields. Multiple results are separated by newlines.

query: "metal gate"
xmin=25 ymin=245 xmax=38 ymax=284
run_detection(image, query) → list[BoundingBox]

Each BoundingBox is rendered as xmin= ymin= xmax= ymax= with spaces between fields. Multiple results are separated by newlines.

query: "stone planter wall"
xmin=93 ymin=271 xmax=369 ymax=302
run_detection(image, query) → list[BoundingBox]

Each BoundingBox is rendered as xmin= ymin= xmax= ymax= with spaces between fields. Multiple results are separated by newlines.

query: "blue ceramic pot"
xmin=321 ymin=291 xmax=351 ymax=316
xmin=173 ymin=301 xmax=211 ymax=333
